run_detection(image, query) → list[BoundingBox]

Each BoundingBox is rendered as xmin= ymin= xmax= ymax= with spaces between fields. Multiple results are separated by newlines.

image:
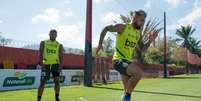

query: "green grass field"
xmin=0 ymin=74 xmax=201 ymax=101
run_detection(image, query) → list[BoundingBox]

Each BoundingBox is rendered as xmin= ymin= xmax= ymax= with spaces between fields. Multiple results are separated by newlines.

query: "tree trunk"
xmin=186 ymin=63 xmax=190 ymax=75
xmin=185 ymin=48 xmax=190 ymax=75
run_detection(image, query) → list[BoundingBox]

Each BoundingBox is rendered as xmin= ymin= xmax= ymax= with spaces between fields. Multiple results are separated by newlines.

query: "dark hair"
xmin=135 ymin=10 xmax=147 ymax=18
xmin=49 ymin=29 xmax=57 ymax=34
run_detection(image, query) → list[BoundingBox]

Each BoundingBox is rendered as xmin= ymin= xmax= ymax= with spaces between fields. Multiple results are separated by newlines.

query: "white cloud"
xmin=38 ymin=22 xmax=85 ymax=49
xmin=194 ymin=0 xmax=201 ymax=8
xmin=165 ymin=0 xmax=186 ymax=8
xmin=32 ymin=8 xmax=61 ymax=23
xmin=144 ymin=0 xmax=151 ymax=9
xmin=167 ymin=2 xmax=201 ymax=31
xmin=0 ymin=20 xmax=3 ymax=24
xmin=178 ymin=7 xmax=201 ymax=25
xmin=56 ymin=24 xmax=84 ymax=49
xmin=62 ymin=0 xmax=73 ymax=17
xmin=94 ymin=0 xmax=114 ymax=4
xmin=101 ymin=12 xmax=121 ymax=24
xmin=64 ymin=0 xmax=71 ymax=4
xmin=63 ymin=9 xmax=73 ymax=17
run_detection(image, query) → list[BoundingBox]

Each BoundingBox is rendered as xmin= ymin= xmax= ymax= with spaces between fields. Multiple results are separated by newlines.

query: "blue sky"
xmin=0 ymin=0 xmax=201 ymax=49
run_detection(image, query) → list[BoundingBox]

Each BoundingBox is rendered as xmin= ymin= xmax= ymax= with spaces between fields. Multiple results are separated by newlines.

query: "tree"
xmin=137 ymin=18 xmax=162 ymax=62
xmin=92 ymin=47 xmax=106 ymax=57
xmin=118 ymin=11 xmax=134 ymax=23
xmin=0 ymin=34 xmax=12 ymax=46
xmin=102 ymin=37 xmax=114 ymax=57
xmin=172 ymin=47 xmax=186 ymax=66
xmin=63 ymin=47 xmax=84 ymax=55
xmin=175 ymin=25 xmax=195 ymax=49
xmin=142 ymin=45 xmax=162 ymax=64
xmin=93 ymin=37 xmax=114 ymax=57
xmin=176 ymin=25 xmax=196 ymax=75
xmin=142 ymin=37 xmax=182 ymax=65
xmin=188 ymin=37 xmax=201 ymax=56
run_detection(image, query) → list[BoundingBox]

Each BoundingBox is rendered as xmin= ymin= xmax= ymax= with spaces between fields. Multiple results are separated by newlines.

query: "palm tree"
xmin=188 ymin=37 xmax=201 ymax=55
xmin=176 ymin=25 xmax=196 ymax=49
xmin=118 ymin=11 xmax=134 ymax=23
xmin=175 ymin=25 xmax=196 ymax=75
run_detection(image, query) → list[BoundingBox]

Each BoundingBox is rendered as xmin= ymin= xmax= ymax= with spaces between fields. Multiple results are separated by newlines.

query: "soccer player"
xmin=37 ymin=29 xmax=64 ymax=101
xmin=96 ymin=10 xmax=158 ymax=101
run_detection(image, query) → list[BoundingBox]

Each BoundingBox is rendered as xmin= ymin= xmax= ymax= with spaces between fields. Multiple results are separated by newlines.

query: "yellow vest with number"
xmin=43 ymin=40 xmax=60 ymax=65
xmin=113 ymin=24 xmax=140 ymax=62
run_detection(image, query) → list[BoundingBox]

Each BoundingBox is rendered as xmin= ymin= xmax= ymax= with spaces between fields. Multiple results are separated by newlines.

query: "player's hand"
xmin=58 ymin=65 xmax=63 ymax=75
xmin=39 ymin=61 xmax=43 ymax=67
xmin=96 ymin=44 xmax=103 ymax=56
xmin=59 ymin=63 xmax=63 ymax=69
xmin=142 ymin=18 xmax=162 ymax=45
xmin=148 ymin=31 xmax=158 ymax=43
xmin=59 ymin=69 xmax=63 ymax=76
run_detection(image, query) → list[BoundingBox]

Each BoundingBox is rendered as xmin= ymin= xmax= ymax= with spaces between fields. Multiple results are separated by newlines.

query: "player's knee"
xmin=129 ymin=69 xmax=142 ymax=79
xmin=39 ymin=83 xmax=45 ymax=88
xmin=132 ymin=70 xmax=142 ymax=80
xmin=55 ymin=81 xmax=60 ymax=86
xmin=54 ymin=78 xmax=60 ymax=85
xmin=137 ymin=70 xmax=143 ymax=78
xmin=137 ymin=72 xmax=142 ymax=80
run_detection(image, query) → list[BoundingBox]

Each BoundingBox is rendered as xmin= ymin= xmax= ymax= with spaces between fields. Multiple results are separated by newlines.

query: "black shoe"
xmin=56 ymin=98 xmax=60 ymax=101
xmin=37 ymin=96 xmax=41 ymax=101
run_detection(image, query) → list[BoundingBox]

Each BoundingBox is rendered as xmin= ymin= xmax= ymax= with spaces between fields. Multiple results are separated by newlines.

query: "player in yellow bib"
xmin=37 ymin=29 xmax=64 ymax=101
xmin=96 ymin=10 xmax=157 ymax=101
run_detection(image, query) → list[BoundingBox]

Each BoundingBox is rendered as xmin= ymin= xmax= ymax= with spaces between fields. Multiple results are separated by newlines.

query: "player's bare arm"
xmin=39 ymin=41 xmax=44 ymax=66
xmin=59 ymin=44 xmax=64 ymax=68
xmin=96 ymin=24 xmax=125 ymax=55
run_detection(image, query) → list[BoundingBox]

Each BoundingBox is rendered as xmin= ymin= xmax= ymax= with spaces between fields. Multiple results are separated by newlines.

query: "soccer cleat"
xmin=122 ymin=94 xmax=131 ymax=101
xmin=56 ymin=98 xmax=60 ymax=101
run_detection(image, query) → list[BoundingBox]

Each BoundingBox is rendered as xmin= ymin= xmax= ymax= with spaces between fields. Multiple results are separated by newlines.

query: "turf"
xmin=0 ymin=74 xmax=201 ymax=101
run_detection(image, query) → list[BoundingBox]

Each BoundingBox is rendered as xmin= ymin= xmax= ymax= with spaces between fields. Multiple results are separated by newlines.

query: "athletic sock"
xmin=55 ymin=93 xmax=60 ymax=101
xmin=37 ymin=96 xmax=41 ymax=101
xmin=125 ymin=92 xmax=131 ymax=99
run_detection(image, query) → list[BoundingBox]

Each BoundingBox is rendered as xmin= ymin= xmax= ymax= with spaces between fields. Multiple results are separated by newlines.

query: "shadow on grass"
xmin=92 ymin=86 xmax=201 ymax=99
xmin=166 ymin=76 xmax=201 ymax=79
xmin=95 ymin=82 xmax=120 ymax=86
xmin=0 ymin=88 xmax=37 ymax=92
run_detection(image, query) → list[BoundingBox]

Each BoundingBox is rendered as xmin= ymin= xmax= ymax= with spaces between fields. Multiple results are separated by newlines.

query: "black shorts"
xmin=40 ymin=64 xmax=60 ymax=81
xmin=113 ymin=59 xmax=131 ymax=75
